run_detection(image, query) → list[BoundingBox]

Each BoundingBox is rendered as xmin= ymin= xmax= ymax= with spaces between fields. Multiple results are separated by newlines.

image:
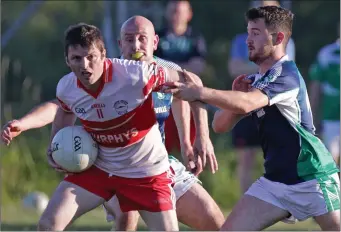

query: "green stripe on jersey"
xmin=296 ymin=124 xmax=339 ymax=181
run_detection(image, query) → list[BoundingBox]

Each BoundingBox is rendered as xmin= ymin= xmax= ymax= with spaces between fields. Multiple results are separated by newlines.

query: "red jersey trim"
xmin=80 ymin=95 xmax=157 ymax=148
xmin=56 ymin=97 xmax=72 ymax=112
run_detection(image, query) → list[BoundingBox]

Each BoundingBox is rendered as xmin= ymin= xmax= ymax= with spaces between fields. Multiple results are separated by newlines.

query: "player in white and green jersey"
xmin=165 ymin=6 xmax=340 ymax=231
xmin=309 ymin=39 xmax=340 ymax=165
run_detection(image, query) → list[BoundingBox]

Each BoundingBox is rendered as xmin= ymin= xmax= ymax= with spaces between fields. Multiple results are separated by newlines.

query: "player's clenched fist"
xmin=232 ymin=74 xmax=252 ymax=92
xmin=1 ymin=120 xmax=23 ymax=145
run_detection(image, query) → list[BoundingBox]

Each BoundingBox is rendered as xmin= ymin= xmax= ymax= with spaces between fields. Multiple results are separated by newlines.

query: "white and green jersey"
xmin=309 ymin=40 xmax=340 ymax=121
xmin=248 ymin=55 xmax=339 ymax=185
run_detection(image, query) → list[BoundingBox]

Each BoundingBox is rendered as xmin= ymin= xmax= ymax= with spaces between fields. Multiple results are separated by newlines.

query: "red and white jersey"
xmin=56 ymin=58 xmax=171 ymax=178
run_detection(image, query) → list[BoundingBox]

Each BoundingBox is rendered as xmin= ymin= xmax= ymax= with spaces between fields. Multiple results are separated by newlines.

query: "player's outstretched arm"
xmin=163 ymin=71 xmax=269 ymax=114
xmin=167 ymin=69 xmax=218 ymax=174
xmin=1 ymin=100 xmax=59 ymax=145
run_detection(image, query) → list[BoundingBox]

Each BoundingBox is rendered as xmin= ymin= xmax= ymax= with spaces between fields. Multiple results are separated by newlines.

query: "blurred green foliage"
xmin=1 ymin=0 xmax=339 ymax=207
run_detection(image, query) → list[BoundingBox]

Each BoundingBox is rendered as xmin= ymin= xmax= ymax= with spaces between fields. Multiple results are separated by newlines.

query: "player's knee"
xmin=204 ymin=203 xmax=225 ymax=229
xmin=115 ymin=211 xmax=139 ymax=231
xmin=320 ymin=222 xmax=340 ymax=231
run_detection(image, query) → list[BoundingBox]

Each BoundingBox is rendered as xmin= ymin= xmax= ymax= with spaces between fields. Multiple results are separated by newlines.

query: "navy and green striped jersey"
xmin=152 ymin=56 xmax=182 ymax=143
xmin=248 ymin=55 xmax=339 ymax=185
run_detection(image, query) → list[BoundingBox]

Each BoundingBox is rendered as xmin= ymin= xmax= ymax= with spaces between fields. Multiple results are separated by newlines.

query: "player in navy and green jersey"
xmin=309 ymin=38 xmax=340 ymax=165
xmin=165 ymin=6 xmax=340 ymax=231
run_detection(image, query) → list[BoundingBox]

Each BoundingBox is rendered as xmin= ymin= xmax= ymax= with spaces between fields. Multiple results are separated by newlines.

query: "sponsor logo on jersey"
xmin=156 ymin=92 xmax=165 ymax=99
xmin=90 ymin=128 xmax=138 ymax=144
xmin=154 ymin=106 xmax=168 ymax=114
xmin=75 ymin=107 xmax=86 ymax=114
xmin=114 ymin=100 xmax=128 ymax=115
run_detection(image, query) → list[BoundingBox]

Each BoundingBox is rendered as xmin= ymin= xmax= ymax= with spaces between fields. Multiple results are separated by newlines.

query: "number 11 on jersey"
xmin=96 ymin=109 xmax=104 ymax=119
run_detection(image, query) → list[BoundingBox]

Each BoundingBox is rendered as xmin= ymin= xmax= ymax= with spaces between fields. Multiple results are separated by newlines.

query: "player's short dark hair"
xmin=64 ymin=23 xmax=105 ymax=56
xmin=245 ymin=6 xmax=294 ymax=44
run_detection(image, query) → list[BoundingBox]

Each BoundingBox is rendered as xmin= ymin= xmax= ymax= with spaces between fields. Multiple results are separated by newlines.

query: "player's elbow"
xmin=236 ymin=103 xmax=254 ymax=115
xmin=234 ymin=95 xmax=255 ymax=114
xmin=212 ymin=121 xmax=228 ymax=133
xmin=212 ymin=112 xmax=229 ymax=133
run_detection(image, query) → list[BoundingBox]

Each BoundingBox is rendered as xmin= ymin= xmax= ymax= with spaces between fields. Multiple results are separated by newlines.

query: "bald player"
xmin=1 ymin=17 xmax=223 ymax=230
xmin=103 ymin=16 xmax=224 ymax=231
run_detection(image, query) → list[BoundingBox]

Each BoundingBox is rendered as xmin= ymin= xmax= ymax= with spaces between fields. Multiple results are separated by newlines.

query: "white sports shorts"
xmin=246 ymin=173 xmax=340 ymax=223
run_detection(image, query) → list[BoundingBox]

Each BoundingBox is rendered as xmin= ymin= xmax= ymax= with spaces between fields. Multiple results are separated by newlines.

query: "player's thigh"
xmin=176 ymin=183 xmax=224 ymax=230
xmin=139 ymin=209 xmax=178 ymax=231
xmin=314 ymin=210 xmax=340 ymax=231
xmin=115 ymin=170 xmax=177 ymax=230
xmin=103 ymin=195 xmax=140 ymax=231
xmin=38 ymin=180 xmax=104 ymax=231
xmin=221 ymin=194 xmax=289 ymax=231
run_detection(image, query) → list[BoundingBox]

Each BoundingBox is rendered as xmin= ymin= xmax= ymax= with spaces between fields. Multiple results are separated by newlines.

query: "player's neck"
xmin=258 ymin=53 xmax=286 ymax=75
xmin=83 ymin=75 xmax=103 ymax=93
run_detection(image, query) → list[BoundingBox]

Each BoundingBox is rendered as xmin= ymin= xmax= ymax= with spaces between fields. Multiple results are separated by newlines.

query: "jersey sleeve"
xmin=56 ymin=79 xmax=72 ymax=112
xmin=111 ymin=58 xmax=171 ymax=96
xmin=141 ymin=62 xmax=170 ymax=94
xmin=252 ymin=67 xmax=300 ymax=106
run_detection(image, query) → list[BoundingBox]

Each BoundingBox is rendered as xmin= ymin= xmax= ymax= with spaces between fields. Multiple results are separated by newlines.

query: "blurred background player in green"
xmin=309 ymin=23 xmax=340 ymax=166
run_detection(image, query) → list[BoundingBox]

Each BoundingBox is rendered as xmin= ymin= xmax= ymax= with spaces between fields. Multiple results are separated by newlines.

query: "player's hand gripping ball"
xmin=51 ymin=126 xmax=98 ymax=173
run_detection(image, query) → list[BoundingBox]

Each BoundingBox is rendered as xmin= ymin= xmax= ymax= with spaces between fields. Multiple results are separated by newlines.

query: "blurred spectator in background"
xmin=308 ymin=23 xmax=340 ymax=166
xmin=227 ymin=0 xmax=296 ymax=193
xmin=155 ymin=0 xmax=207 ymax=153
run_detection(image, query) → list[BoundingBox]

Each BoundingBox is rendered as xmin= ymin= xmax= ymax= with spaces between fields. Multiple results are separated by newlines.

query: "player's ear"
xmin=65 ymin=56 xmax=70 ymax=67
xmin=153 ymin=34 xmax=159 ymax=51
xmin=102 ymin=49 xmax=106 ymax=59
xmin=273 ymin=32 xmax=285 ymax=45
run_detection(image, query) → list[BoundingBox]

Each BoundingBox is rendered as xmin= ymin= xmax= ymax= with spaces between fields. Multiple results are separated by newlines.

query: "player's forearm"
xmin=50 ymin=108 xmax=77 ymax=143
xmin=197 ymin=87 xmax=256 ymax=114
xmin=189 ymin=101 xmax=209 ymax=139
xmin=212 ymin=109 xmax=244 ymax=133
xmin=179 ymin=72 xmax=209 ymax=138
xmin=18 ymin=99 xmax=59 ymax=132
xmin=171 ymin=98 xmax=192 ymax=147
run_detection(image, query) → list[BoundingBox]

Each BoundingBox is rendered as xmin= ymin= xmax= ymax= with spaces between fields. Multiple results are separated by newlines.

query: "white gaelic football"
xmin=51 ymin=126 xmax=98 ymax=172
xmin=22 ymin=191 xmax=49 ymax=213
